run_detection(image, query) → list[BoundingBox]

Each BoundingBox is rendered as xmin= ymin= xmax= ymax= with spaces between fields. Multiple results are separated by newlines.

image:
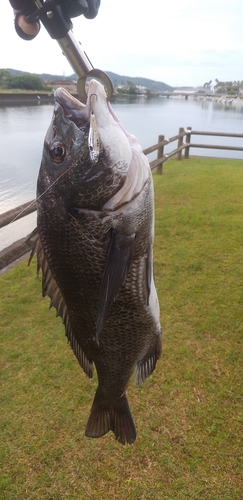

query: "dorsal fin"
xmin=28 ymin=229 xmax=93 ymax=378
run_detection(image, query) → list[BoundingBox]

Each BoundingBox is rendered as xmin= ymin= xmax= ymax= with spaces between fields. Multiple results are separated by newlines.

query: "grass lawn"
xmin=1 ymin=157 xmax=243 ymax=499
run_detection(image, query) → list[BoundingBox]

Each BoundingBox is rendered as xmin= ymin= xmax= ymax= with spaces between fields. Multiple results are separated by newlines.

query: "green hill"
xmin=5 ymin=68 xmax=173 ymax=92
xmin=104 ymin=71 xmax=173 ymax=91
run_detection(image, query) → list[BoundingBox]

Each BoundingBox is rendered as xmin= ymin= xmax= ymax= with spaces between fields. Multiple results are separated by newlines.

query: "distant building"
xmin=136 ymin=85 xmax=147 ymax=94
xmin=47 ymin=79 xmax=77 ymax=93
xmin=173 ymin=86 xmax=213 ymax=96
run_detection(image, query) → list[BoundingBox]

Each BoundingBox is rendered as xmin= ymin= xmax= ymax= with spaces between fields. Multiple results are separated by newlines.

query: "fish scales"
xmin=31 ymin=80 xmax=162 ymax=444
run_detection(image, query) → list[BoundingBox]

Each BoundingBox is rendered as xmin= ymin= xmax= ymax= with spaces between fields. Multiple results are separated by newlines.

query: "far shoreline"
xmin=0 ymin=91 xmax=54 ymax=104
xmin=0 ymin=90 xmax=241 ymax=105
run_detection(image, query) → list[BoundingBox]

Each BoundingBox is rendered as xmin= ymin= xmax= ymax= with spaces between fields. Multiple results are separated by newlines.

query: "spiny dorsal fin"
xmin=28 ymin=229 xmax=93 ymax=378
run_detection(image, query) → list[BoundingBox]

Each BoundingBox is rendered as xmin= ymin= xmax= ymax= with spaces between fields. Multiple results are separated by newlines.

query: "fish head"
xmin=37 ymin=80 xmax=133 ymax=212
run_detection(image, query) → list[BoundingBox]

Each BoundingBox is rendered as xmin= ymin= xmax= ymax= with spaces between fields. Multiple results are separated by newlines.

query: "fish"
xmin=30 ymin=79 xmax=162 ymax=444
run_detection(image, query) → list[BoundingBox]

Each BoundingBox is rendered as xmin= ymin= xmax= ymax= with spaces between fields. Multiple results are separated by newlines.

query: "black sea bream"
xmin=31 ymin=80 xmax=162 ymax=444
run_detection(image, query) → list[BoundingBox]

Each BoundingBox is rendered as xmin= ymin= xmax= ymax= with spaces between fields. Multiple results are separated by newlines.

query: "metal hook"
xmin=77 ymin=70 xmax=113 ymax=104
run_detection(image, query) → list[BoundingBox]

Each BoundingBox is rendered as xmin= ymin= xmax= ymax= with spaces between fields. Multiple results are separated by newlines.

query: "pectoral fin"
xmin=96 ymin=228 xmax=135 ymax=340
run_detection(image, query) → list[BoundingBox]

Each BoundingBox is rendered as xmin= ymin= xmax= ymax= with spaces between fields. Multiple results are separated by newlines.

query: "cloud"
xmin=1 ymin=0 xmax=243 ymax=86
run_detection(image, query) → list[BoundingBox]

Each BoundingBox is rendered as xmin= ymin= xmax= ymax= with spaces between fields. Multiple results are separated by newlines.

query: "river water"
xmin=0 ymin=96 xmax=243 ymax=251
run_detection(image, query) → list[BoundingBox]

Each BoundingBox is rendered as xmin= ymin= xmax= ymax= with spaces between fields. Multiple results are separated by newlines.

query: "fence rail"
xmin=1 ymin=127 xmax=243 ymax=270
xmin=0 ymin=200 xmax=36 ymax=230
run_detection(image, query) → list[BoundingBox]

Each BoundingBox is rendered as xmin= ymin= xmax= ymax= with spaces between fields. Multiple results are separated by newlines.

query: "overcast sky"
xmin=1 ymin=0 xmax=243 ymax=87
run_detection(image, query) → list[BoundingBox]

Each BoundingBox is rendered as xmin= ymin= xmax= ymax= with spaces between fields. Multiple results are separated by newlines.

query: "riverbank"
xmin=1 ymin=89 xmax=242 ymax=105
xmin=0 ymin=90 xmax=146 ymax=104
xmin=0 ymin=91 xmax=54 ymax=104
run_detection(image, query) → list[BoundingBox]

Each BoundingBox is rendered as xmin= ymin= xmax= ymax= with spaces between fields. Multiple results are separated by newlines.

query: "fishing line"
xmin=0 ymin=162 xmax=76 ymax=232
xmin=2 ymin=95 xmax=100 ymax=234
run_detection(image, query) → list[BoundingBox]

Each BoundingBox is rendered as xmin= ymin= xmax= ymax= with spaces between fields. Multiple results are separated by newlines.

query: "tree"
xmin=203 ymin=80 xmax=212 ymax=90
xmin=6 ymin=74 xmax=44 ymax=90
xmin=0 ymin=69 xmax=11 ymax=87
xmin=214 ymin=79 xmax=240 ymax=95
xmin=116 ymin=81 xmax=140 ymax=95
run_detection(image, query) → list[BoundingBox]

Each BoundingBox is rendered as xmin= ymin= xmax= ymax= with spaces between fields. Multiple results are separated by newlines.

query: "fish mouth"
xmin=52 ymin=82 xmax=134 ymax=198
xmin=54 ymin=87 xmax=90 ymax=128
xmin=54 ymin=82 xmax=117 ymax=130
xmin=54 ymin=82 xmax=112 ymax=166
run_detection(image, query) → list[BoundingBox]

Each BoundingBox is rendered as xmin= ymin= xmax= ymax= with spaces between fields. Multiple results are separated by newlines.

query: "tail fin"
xmin=85 ymin=390 xmax=136 ymax=445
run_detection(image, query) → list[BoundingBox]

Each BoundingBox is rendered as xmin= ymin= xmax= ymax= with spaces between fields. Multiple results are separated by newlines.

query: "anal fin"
xmin=135 ymin=335 xmax=162 ymax=386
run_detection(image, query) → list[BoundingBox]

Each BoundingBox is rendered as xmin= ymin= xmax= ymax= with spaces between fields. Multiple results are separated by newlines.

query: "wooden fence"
xmin=1 ymin=127 xmax=243 ymax=270
xmin=145 ymin=127 xmax=243 ymax=173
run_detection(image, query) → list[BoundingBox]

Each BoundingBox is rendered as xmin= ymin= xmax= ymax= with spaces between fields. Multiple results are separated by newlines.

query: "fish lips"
xmin=54 ymin=87 xmax=90 ymax=129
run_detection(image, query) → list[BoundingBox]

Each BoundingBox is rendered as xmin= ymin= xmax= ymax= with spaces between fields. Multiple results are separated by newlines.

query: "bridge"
xmin=152 ymin=90 xmax=210 ymax=99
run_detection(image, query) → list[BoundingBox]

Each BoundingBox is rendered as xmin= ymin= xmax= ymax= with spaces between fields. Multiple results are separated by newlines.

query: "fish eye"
xmin=49 ymin=141 xmax=66 ymax=164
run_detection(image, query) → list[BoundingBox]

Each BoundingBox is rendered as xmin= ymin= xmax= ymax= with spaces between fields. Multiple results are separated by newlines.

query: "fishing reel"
xmin=9 ymin=0 xmax=113 ymax=103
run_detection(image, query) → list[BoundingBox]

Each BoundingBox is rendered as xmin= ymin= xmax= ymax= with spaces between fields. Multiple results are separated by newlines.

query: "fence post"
xmin=156 ymin=134 xmax=164 ymax=174
xmin=177 ymin=127 xmax=184 ymax=160
xmin=184 ymin=126 xmax=192 ymax=159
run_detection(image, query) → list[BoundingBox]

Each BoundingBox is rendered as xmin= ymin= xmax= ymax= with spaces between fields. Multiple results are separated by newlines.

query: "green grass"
xmin=1 ymin=157 xmax=243 ymax=499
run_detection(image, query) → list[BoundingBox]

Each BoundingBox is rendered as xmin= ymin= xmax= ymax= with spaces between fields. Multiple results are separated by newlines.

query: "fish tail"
xmin=85 ymin=390 xmax=136 ymax=445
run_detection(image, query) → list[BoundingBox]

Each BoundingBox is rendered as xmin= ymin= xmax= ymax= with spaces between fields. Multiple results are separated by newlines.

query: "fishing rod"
xmin=9 ymin=0 xmax=113 ymax=103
